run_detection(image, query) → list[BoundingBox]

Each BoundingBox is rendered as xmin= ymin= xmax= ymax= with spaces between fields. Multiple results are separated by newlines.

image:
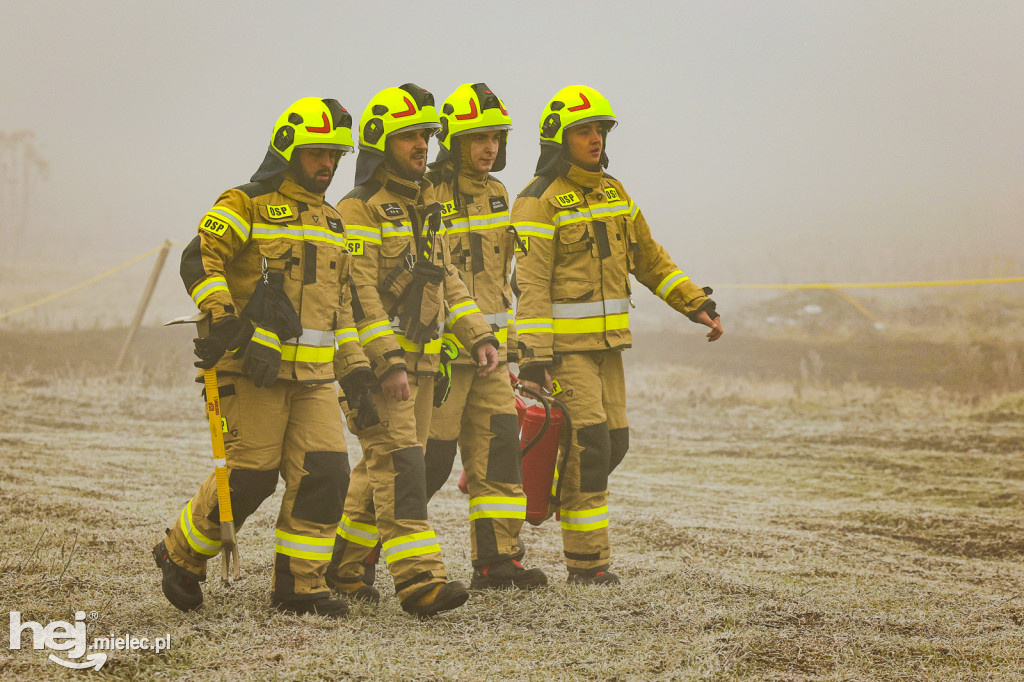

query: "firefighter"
xmin=421 ymin=83 xmax=547 ymax=590
xmin=326 ymin=84 xmax=500 ymax=617
xmin=152 ymin=97 xmax=376 ymax=619
xmin=513 ymin=85 xmax=724 ymax=585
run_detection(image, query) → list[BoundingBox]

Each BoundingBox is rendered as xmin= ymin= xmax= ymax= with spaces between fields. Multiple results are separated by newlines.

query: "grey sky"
xmin=2 ymin=0 xmax=1022 ymax=289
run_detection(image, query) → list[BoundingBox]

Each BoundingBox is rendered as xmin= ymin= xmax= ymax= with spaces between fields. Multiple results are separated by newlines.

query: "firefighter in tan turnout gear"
xmin=153 ymin=98 xmax=376 ymax=619
xmin=514 ymin=85 xmax=723 ymax=584
xmin=326 ymin=84 xmax=500 ymax=617
xmin=422 ymin=83 xmax=547 ymax=590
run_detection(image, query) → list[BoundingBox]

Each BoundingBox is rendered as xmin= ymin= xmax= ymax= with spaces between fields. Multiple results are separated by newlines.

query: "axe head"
xmin=164 ymin=311 xmax=211 ymax=337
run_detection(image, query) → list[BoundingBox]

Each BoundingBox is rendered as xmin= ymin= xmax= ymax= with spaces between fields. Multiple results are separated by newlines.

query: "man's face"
xmin=293 ymin=148 xmax=340 ymax=193
xmin=564 ymin=121 xmax=604 ymax=170
xmin=467 ymin=131 xmax=502 ymax=174
xmin=386 ymin=129 xmax=431 ymax=180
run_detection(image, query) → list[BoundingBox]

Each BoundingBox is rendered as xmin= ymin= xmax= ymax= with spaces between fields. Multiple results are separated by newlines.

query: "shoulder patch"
xmin=518 ymin=174 xmax=557 ymax=199
xmin=381 ymin=202 xmax=403 ymax=217
xmin=343 ymin=180 xmax=382 ymax=202
xmin=489 ymin=196 xmax=508 ymax=212
xmin=199 ymin=213 xmax=229 ymax=237
xmin=553 ymin=191 xmax=581 ymax=207
xmin=604 ymin=187 xmax=620 ymax=201
xmin=266 ymin=203 xmax=293 ymax=220
xmin=440 ymin=200 xmax=457 ymax=218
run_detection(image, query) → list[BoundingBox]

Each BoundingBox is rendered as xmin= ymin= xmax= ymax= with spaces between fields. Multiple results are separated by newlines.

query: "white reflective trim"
xmin=208 ymin=207 xmax=251 ymax=240
xmin=551 ymin=298 xmax=630 ymax=319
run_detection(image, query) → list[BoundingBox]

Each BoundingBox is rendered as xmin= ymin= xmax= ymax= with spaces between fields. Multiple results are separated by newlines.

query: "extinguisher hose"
xmin=516 ymin=382 xmax=551 ymax=456
xmin=550 ymin=397 xmax=572 ymax=508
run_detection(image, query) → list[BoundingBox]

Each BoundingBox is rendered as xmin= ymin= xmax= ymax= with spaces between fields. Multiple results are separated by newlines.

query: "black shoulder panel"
xmin=518 ymin=174 xmax=557 ymax=199
xmin=343 ymin=180 xmax=382 ymax=202
xmin=234 ymin=178 xmax=280 ymax=198
xmin=487 ymin=174 xmax=507 ymax=191
xmin=602 ymin=172 xmax=617 ymax=181
xmin=179 ymin=235 xmax=207 ymax=291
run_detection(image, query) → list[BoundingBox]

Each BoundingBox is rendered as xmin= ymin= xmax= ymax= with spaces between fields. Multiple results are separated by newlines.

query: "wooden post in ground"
xmin=115 ymin=240 xmax=172 ymax=370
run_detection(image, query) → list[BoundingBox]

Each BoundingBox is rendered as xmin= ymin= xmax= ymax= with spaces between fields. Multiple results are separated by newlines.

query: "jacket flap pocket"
xmin=558 ymin=223 xmax=589 ymax=245
xmin=552 ymin=277 xmax=594 ymax=302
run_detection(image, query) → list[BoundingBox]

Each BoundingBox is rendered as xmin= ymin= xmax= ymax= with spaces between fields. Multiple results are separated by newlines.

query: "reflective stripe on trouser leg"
xmin=164 ymin=378 xmax=290 ymax=578
xmin=456 ymin=366 xmax=527 ymax=565
xmin=550 ymin=352 xmax=616 ymax=572
xmin=272 ymin=383 xmax=350 ymax=600
xmin=333 ymin=374 xmax=449 ymax=602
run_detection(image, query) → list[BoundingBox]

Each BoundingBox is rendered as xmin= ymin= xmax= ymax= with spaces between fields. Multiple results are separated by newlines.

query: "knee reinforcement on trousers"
xmin=486 ymin=413 xmax=523 ymax=484
xmin=208 ymin=468 xmax=279 ymax=528
xmin=609 ymin=427 xmax=629 ymax=475
xmin=292 ymin=451 xmax=351 ymax=525
xmin=392 ymin=446 xmax=428 ymax=520
xmin=577 ymin=422 xmax=611 ymax=493
xmin=424 ymin=439 xmax=458 ymax=500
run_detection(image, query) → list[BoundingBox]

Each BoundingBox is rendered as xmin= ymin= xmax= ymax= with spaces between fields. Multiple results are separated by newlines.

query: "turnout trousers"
xmin=549 ymin=350 xmax=629 ymax=574
xmin=329 ymin=374 xmax=450 ymax=603
xmin=164 ymin=379 xmax=350 ymax=601
xmin=425 ymin=364 xmax=527 ymax=567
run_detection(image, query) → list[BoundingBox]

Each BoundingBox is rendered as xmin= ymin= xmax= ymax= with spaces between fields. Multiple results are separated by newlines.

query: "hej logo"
xmin=8 ymin=611 xmax=106 ymax=670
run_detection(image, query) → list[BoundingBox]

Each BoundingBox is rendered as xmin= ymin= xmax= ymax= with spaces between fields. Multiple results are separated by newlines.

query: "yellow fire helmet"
xmin=251 ymin=97 xmax=354 ymax=182
xmin=354 ymin=83 xmax=440 ymax=185
xmin=535 ymin=85 xmax=617 ymax=174
xmin=433 ymin=82 xmax=512 ymax=171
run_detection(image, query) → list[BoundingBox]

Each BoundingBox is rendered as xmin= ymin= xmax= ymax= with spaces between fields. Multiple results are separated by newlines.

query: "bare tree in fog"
xmin=0 ymin=132 xmax=48 ymax=268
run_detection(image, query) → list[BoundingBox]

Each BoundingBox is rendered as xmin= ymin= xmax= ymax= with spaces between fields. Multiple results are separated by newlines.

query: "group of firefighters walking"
xmin=153 ymin=82 xmax=724 ymax=619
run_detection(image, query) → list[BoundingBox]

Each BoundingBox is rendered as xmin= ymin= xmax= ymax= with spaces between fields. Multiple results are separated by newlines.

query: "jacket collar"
xmin=374 ymin=165 xmax=424 ymax=201
xmin=563 ymin=162 xmax=604 ymax=193
xmin=278 ymin=174 xmax=325 ymax=205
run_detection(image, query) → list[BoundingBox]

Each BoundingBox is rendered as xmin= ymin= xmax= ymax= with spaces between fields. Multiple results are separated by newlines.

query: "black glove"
xmin=240 ymin=325 xmax=282 ymax=387
xmin=193 ymin=316 xmax=242 ymax=369
xmin=340 ymin=368 xmax=380 ymax=430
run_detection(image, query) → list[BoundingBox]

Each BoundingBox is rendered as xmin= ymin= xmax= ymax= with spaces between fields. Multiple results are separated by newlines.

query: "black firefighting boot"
xmin=567 ymin=568 xmax=620 ymax=586
xmin=152 ymin=539 xmax=203 ymax=611
xmin=271 ymin=596 xmax=349 ymax=619
xmin=400 ymin=581 xmax=469 ymax=618
xmin=470 ymin=558 xmax=548 ymax=590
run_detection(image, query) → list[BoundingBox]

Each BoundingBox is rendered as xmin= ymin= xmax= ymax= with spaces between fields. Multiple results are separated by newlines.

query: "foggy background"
xmin=1 ymin=0 xmax=1022 ymax=329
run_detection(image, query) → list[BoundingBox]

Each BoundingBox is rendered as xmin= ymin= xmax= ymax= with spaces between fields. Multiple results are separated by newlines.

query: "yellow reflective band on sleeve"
xmin=274 ymin=529 xmax=335 ymax=560
xmin=551 ymin=313 xmax=629 ymax=334
xmin=381 ymin=530 xmax=441 ymax=564
xmin=280 ymin=344 xmax=334 ymax=363
xmin=337 ymin=515 xmax=380 ymax=547
xmin=181 ymin=499 xmax=221 ymax=556
xmin=629 ymin=201 xmax=639 ymax=219
xmin=446 ymin=300 xmax=482 ymax=326
xmin=516 ymin=318 xmax=554 ymax=334
xmin=468 ymin=496 xmax=527 ymax=520
xmin=358 ymin=320 xmax=395 ymax=346
xmin=514 ymin=221 xmax=555 ymax=240
xmin=656 ymin=270 xmax=690 ymax=299
xmin=560 ymin=505 xmax=610 ymax=532
xmin=190 ymin=276 xmax=229 ymax=306
xmin=251 ymin=327 xmax=281 ymax=351
xmin=207 ymin=206 xmax=251 ymax=240
xmin=334 ymin=328 xmax=359 ymax=346
xmin=345 ymin=225 xmax=383 ymax=245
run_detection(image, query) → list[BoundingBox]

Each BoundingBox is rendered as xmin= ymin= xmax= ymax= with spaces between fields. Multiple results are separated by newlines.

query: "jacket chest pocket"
xmin=256 ymin=204 xmax=303 ymax=281
xmin=621 ymin=217 xmax=640 ymax=271
xmin=256 ymin=239 xmax=293 ymax=276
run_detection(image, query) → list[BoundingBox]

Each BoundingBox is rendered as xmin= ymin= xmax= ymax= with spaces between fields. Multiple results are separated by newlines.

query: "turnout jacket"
xmin=512 ymin=162 xmax=713 ymax=371
xmin=180 ymin=174 xmax=371 ymax=384
xmin=424 ymin=161 xmax=517 ymax=366
xmin=338 ymin=165 xmax=496 ymax=378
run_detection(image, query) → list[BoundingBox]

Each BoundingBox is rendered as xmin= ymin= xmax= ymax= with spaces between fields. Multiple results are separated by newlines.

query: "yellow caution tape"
xmin=0 ymin=242 xmax=185 ymax=322
xmin=718 ymin=277 xmax=1024 ymax=290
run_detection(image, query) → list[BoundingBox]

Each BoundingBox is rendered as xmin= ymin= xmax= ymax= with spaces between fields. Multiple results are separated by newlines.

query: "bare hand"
xmin=476 ymin=343 xmax=499 ymax=377
xmin=518 ymin=368 xmax=553 ymax=395
xmin=696 ymin=311 xmax=724 ymax=342
xmin=380 ymin=368 xmax=410 ymax=401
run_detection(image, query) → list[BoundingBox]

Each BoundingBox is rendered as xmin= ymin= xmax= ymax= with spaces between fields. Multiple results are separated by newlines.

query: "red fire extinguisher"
xmin=457 ymin=374 xmax=570 ymax=526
